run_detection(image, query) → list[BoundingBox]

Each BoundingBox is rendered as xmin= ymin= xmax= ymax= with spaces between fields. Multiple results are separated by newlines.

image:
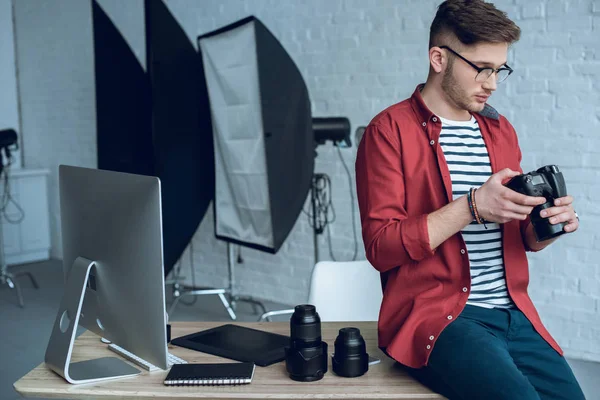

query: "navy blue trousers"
xmin=404 ymin=305 xmax=586 ymax=400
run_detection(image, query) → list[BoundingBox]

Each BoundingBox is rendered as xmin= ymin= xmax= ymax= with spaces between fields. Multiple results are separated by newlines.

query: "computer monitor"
xmin=44 ymin=165 xmax=169 ymax=384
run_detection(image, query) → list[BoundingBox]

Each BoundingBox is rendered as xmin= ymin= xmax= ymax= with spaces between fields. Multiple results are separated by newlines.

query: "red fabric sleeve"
xmin=355 ymin=123 xmax=434 ymax=272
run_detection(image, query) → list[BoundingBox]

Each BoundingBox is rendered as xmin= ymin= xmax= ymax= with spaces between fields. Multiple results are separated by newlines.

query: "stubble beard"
xmin=441 ymin=62 xmax=484 ymax=114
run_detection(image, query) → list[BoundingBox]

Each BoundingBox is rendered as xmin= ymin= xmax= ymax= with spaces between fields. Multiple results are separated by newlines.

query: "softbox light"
xmin=198 ymin=16 xmax=314 ymax=254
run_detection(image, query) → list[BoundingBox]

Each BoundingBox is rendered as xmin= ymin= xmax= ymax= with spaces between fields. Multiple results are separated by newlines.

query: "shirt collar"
xmin=409 ymin=83 xmax=500 ymax=122
xmin=409 ymin=83 xmax=500 ymax=141
xmin=409 ymin=84 xmax=436 ymax=125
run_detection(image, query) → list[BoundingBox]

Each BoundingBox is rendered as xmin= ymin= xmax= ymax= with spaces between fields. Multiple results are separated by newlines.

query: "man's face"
xmin=441 ymin=42 xmax=508 ymax=113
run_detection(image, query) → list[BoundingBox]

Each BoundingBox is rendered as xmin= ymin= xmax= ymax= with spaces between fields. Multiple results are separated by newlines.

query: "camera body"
xmin=505 ymin=165 xmax=568 ymax=242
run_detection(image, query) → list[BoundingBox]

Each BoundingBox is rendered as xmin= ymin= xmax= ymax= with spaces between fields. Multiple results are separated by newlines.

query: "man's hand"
xmin=475 ymin=168 xmax=546 ymax=224
xmin=540 ymin=195 xmax=579 ymax=233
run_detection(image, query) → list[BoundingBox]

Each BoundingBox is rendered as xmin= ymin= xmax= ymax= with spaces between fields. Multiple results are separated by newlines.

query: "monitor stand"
xmin=44 ymin=256 xmax=141 ymax=384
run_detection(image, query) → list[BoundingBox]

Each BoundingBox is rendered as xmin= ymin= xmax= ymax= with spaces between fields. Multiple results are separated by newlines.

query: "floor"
xmin=1 ymin=260 xmax=598 ymax=400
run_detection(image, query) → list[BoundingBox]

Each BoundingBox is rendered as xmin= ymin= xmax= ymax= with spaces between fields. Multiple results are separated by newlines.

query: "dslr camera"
xmin=505 ymin=165 xmax=568 ymax=242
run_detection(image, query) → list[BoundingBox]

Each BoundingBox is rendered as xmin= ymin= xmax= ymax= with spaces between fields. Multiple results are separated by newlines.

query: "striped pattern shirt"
xmin=438 ymin=115 xmax=514 ymax=309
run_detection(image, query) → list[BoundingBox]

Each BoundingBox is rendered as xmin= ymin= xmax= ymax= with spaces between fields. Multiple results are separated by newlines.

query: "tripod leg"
xmin=258 ymin=309 xmax=294 ymax=322
xmin=257 ymin=301 xmax=267 ymax=315
xmin=218 ymin=293 xmax=237 ymax=320
xmin=167 ymin=295 xmax=182 ymax=317
xmin=6 ymin=276 xmax=24 ymax=307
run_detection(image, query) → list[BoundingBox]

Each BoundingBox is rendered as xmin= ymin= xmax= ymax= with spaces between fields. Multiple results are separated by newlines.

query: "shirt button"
xmin=426 ymin=345 xmax=431 ymax=350
xmin=462 ymin=287 xmax=468 ymax=292
xmin=429 ymin=335 xmax=434 ymax=340
xmin=422 ymin=122 xmax=427 ymax=127
xmin=432 ymin=117 xmax=438 ymax=122
xmin=447 ymin=315 xmax=453 ymax=320
xmin=460 ymin=249 xmax=466 ymax=254
xmin=430 ymin=140 xmax=435 ymax=145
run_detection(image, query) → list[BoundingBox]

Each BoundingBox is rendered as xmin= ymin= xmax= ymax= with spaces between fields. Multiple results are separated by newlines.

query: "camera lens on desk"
xmin=332 ymin=327 xmax=369 ymax=377
xmin=285 ymin=304 xmax=328 ymax=382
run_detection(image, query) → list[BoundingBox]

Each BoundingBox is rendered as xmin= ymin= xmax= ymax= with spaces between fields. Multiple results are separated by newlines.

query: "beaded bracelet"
xmin=470 ymin=187 xmax=482 ymax=224
xmin=470 ymin=187 xmax=488 ymax=229
xmin=467 ymin=189 xmax=477 ymax=221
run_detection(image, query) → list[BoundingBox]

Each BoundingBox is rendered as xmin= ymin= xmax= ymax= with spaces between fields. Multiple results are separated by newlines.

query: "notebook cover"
xmin=171 ymin=324 xmax=289 ymax=367
xmin=164 ymin=362 xmax=255 ymax=386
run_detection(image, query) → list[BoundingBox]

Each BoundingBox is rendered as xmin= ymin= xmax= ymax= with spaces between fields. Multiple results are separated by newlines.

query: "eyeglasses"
xmin=439 ymin=45 xmax=513 ymax=83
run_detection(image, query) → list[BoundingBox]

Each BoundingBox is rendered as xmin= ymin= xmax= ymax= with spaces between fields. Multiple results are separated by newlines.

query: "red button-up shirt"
xmin=355 ymin=84 xmax=562 ymax=368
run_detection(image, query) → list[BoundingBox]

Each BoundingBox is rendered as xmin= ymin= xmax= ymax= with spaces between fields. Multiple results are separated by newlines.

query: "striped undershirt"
xmin=438 ymin=115 xmax=514 ymax=309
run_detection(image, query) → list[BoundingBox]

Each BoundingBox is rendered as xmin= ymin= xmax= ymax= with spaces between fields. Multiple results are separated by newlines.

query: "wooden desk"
xmin=14 ymin=321 xmax=444 ymax=399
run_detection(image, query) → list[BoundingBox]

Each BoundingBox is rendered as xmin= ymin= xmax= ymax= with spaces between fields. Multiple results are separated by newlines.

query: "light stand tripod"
xmin=225 ymin=243 xmax=268 ymax=316
xmin=167 ymin=242 xmax=267 ymax=319
xmin=0 ymin=131 xmax=39 ymax=306
xmin=0 ymin=201 xmax=38 ymax=307
xmin=310 ymin=173 xmax=328 ymax=264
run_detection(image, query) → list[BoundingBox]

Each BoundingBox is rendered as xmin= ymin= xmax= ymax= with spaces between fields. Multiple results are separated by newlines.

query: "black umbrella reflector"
xmin=145 ymin=0 xmax=214 ymax=275
xmin=93 ymin=0 xmax=214 ymax=276
xmin=198 ymin=16 xmax=314 ymax=254
xmin=93 ymin=0 xmax=153 ymax=177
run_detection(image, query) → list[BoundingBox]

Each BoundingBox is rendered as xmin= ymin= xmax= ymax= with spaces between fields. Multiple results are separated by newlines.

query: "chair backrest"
xmin=307 ymin=260 xmax=382 ymax=322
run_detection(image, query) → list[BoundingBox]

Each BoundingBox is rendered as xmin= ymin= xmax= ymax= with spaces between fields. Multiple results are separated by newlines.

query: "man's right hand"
xmin=475 ymin=168 xmax=546 ymax=224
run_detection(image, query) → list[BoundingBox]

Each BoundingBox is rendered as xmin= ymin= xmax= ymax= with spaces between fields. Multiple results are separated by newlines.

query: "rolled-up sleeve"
xmin=355 ymin=123 xmax=434 ymax=273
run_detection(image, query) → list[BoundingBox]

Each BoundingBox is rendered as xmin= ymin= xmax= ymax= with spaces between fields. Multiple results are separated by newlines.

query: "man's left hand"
xmin=539 ymin=195 xmax=579 ymax=233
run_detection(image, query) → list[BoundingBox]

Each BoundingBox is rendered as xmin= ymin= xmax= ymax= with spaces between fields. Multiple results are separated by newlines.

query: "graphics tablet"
xmin=171 ymin=324 xmax=290 ymax=367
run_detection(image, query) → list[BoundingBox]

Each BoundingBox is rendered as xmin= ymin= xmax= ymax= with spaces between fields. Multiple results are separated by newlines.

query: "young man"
xmin=355 ymin=1 xmax=585 ymax=399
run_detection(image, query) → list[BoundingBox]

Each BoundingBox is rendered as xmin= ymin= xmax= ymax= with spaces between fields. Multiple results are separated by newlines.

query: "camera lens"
xmin=285 ymin=304 xmax=328 ymax=382
xmin=290 ymin=305 xmax=321 ymax=347
xmin=332 ymin=327 xmax=369 ymax=378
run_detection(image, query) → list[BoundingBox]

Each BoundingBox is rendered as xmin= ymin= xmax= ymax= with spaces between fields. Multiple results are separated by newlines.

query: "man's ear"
xmin=429 ymin=47 xmax=445 ymax=73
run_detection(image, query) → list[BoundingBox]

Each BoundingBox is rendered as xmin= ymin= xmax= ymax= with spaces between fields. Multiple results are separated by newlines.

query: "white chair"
xmin=259 ymin=260 xmax=383 ymax=322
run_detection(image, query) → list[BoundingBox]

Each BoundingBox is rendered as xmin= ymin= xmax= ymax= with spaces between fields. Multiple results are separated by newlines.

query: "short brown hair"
xmin=429 ymin=0 xmax=521 ymax=49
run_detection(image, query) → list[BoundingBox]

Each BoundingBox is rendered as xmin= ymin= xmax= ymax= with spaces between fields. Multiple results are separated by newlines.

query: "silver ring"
xmin=574 ymin=211 xmax=579 ymax=221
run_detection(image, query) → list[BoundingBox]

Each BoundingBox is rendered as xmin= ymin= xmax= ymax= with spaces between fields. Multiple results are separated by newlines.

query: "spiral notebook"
xmin=164 ymin=362 xmax=255 ymax=386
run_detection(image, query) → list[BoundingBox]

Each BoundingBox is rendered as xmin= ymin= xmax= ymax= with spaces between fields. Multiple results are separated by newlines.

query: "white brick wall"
xmin=94 ymin=0 xmax=146 ymax=69
xmin=13 ymin=0 xmax=98 ymax=259
xmin=0 ymin=0 xmax=22 ymax=168
xmin=12 ymin=0 xmax=600 ymax=362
